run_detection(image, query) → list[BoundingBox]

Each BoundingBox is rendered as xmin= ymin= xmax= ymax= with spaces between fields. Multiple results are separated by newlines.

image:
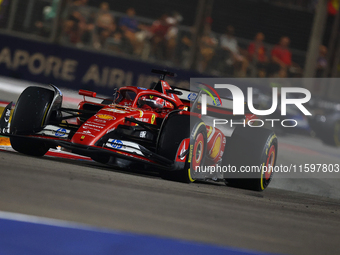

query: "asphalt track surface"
xmin=1 ymin=146 xmax=340 ymax=255
xmin=1 ymin=77 xmax=340 ymax=254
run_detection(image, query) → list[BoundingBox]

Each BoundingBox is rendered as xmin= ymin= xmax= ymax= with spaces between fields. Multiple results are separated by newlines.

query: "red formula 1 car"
xmin=0 ymin=70 xmax=277 ymax=191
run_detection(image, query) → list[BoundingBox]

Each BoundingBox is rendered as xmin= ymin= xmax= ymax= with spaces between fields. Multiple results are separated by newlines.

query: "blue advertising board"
xmin=0 ymin=33 xmax=204 ymax=95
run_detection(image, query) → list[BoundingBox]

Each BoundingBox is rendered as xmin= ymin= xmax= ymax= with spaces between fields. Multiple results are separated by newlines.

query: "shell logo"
xmin=96 ymin=114 xmax=114 ymax=120
xmin=210 ymin=135 xmax=221 ymax=159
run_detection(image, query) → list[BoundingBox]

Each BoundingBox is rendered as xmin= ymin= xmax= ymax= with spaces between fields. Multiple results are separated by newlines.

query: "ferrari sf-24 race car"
xmin=0 ymin=69 xmax=278 ymax=191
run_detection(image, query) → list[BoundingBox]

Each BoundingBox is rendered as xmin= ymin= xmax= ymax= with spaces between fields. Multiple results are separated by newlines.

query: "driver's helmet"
xmin=137 ymin=96 xmax=165 ymax=109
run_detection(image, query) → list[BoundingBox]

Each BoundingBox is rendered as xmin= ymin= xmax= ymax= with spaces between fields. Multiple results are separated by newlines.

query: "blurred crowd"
xmin=61 ymin=0 xmax=183 ymax=61
xmin=56 ymin=0 xmax=326 ymax=78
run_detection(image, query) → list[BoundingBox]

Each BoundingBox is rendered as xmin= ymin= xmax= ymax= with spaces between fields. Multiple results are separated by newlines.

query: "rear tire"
xmin=158 ymin=114 xmax=207 ymax=183
xmin=223 ymin=126 xmax=278 ymax=191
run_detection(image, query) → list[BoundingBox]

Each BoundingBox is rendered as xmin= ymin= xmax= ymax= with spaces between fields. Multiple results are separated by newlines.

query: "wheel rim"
xmin=265 ymin=145 xmax=276 ymax=180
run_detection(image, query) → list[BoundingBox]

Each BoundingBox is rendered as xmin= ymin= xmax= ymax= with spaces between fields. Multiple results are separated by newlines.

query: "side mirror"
xmin=79 ymin=90 xmax=96 ymax=98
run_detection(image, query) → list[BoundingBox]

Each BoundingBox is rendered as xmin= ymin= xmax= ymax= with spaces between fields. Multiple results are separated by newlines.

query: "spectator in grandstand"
xmin=220 ymin=25 xmax=249 ymax=77
xmin=34 ymin=0 xmax=60 ymax=37
xmin=270 ymin=36 xmax=292 ymax=77
xmin=119 ymin=8 xmax=145 ymax=55
xmin=93 ymin=2 xmax=117 ymax=49
xmin=248 ymin=32 xmax=268 ymax=77
xmin=149 ymin=14 xmax=172 ymax=60
xmin=81 ymin=11 xmax=96 ymax=45
xmin=165 ymin=12 xmax=183 ymax=62
xmin=176 ymin=27 xmax=193 ymax=67
xmin=119 ymin=8 xmax=139 ymax=32
xmin=68 ymin=0 xmax=91 ymax=24
xmin=62 ymin=0 xmax=90 ymax=45
xmin=198 ymin=19 xmax=218 ymax=73
xmin=64 ymin=11 xmax=86 ymax=44
xmin=316 ymin=45 xmax=327 ymax=77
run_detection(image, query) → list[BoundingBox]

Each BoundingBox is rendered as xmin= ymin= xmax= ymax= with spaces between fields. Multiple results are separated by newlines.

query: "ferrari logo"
xmin=151 ymin=114 xmax=156 ymax=124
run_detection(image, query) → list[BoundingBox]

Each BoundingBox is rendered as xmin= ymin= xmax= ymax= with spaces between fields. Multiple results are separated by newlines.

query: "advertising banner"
xmin=0 ymin=34 xmax=203 ymax=95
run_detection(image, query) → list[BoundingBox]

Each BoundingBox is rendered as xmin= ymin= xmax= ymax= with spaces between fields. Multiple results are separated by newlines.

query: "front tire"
xmin=10 ymin=86 xmax=55 ymax=156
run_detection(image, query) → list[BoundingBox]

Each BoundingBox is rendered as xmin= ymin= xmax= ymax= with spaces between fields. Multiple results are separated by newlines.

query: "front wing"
xmin=0 ymin=132 xmax=180 ymax=171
